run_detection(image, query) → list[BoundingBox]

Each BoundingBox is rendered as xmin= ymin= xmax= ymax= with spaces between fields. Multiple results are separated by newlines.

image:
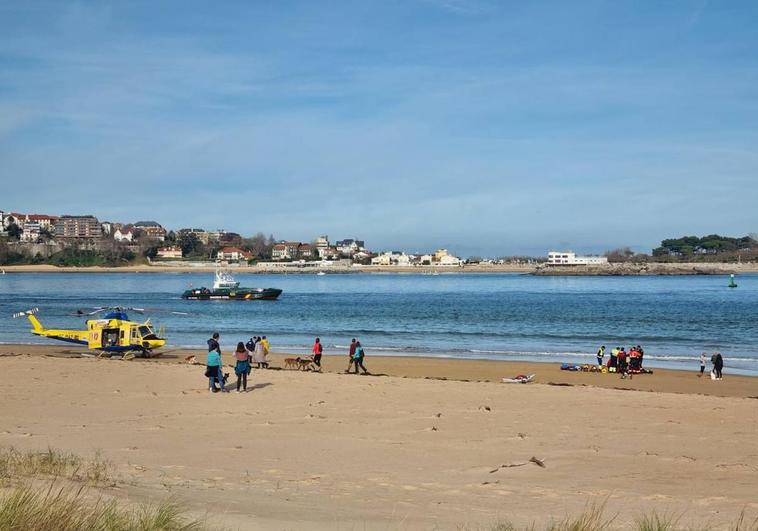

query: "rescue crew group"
xmin=595 ymin=345 xmax=645 ymax=379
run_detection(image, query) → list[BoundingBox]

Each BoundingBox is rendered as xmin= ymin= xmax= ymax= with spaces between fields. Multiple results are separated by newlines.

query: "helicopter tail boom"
xmin=12 ymin=308 xmax=44 ymax=334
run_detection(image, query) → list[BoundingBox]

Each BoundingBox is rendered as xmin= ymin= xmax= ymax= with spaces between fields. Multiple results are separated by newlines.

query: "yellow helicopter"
xmin=13 ymin=307 xmax=180 ymax=358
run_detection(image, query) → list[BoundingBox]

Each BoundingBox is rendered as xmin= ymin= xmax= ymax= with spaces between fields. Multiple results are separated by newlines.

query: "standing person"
xmin=596 ymin=345 xmax=606 ymax=366
xmin=234 ymin=341 xmax=250 ymax=392
xmin=245 ymin=337 xmax=255 ymax=374
xmin=714 ymin=352 xmax=724 ymax=380
xmin=353 ymin=341 xmax=368 ymax=374
xmin=206 ymin=333 xmax=227 ymax=393
xmin=346 ymin=338 xmax=357 ymax=373
xmin=699 ymin=352 xmax=706 ymax=377
xmin=609 ymin=347 xmax=619 ymax=369
xmin=312 ymin=337 xmax=323 ymax=371
xmin=261 ymin=336 xmax=270 ymax=368
xmin=617 ymin=348 xmax=627 ymax=379
xmin=208 ymin=332 xmax=221 ymax=355
xmin=254 ymin=337 xmax=266 ymax=369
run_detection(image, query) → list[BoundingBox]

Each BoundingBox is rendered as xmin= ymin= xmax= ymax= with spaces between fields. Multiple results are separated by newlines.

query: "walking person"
xmin=353 ymin=341 xmax=368 ymax=374
xmin=714 ymin=352 xmax=724 ymax=380
xmin=234 ymin=341 xmax=250 ymax=392
xmin=596 ymin=345 xmax=606 ymax=366
xmin=312 ymin=337 xmax=323 ymax=371
xmin=698 ymin=352 xmax=706 ymax=377
xmin=346 ymin=338 xmax=357 ymax=373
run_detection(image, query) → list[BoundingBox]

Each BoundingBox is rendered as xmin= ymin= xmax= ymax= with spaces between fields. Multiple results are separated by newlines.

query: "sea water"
xmin=0 ymin=272 xmax=756 ymax=374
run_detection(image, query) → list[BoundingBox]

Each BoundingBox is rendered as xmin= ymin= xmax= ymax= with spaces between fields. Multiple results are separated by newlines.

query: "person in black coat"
xmin=714 ymin=352 xmax=724 ymax=380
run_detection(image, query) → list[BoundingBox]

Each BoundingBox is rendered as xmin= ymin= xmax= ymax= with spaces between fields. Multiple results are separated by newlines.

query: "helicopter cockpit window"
xmin=138 ymin=326 xmax=157 ymax=340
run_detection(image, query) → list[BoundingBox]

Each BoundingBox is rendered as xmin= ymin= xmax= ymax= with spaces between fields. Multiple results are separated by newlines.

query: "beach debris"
xmin=435 ymin=412 xmax=442 ymax=418
xmin=517 ymin=432 xmax=527 ymax=439
xmin=529 ymin=456 xmax=546 ymax=468
xmin=489 ymin=463 xmax=528 ymax=473
xmin=431 ymin=426 xmax=438 ymax=431
xmin=479 ymin=405 xmax=491 ymax=412
xmin=502 ymin=374 xmax=535 ymax=384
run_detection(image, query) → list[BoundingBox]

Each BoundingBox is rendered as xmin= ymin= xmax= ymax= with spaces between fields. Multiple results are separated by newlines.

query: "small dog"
xmin=284 ymin=357 xmax=298 ymax=370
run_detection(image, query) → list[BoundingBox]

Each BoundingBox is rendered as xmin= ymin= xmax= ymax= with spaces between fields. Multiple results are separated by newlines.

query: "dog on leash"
xmin=284 ymin=357 xmax=298 ymax=370
xmin=297 ymin=357 xmax=315 ymax=371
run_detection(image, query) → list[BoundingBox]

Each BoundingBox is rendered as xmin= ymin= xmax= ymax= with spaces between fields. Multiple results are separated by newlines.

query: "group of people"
xmin=310 ymin=337 xmax=369 ymax=374
xmin=205 ymin=333 xmax=371 ymax=393
xmin=596 ymin=345 xmax=645 ymax=378
xmin=205 ymin=332 xmax=270 ymax=393
xmin=700 ymin=352 xmax=724 ymax=380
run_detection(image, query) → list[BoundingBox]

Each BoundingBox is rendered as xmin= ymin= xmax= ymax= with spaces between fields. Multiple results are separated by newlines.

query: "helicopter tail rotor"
xmin=12 ymin=308 xmax=39 ymax=319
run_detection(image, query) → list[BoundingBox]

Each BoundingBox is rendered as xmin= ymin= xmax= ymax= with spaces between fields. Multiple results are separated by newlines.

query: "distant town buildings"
xmin=547 ymin=251 xmax=608 ymax=265
xmin=178 ymin=228 xmax=211 ymax=245
xmin=113 ymin=228 xmax=134 ymax=242
xmin=20 ymin=221 xmax=41 ymax=242
xmin=55 ymin=215 xmax=101 ymax=239
xmin=134 ymin=221 xmax=166 ymax=241
xmin=1 ymin=207 xmax=473 ymax=268
xmin=315 ymin=235 xmax=330 ymax=256
xmin=217 ymin=246 xmax=252 ymax=262
xmin=336 ymin=238 xmax=365 ymax=256
xmin=156 ymin=246 xmax=183 ymax=259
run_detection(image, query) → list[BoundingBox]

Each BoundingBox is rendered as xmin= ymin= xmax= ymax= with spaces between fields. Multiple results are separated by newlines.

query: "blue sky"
xmin=1 ymin=1 xmax=757 ymax=256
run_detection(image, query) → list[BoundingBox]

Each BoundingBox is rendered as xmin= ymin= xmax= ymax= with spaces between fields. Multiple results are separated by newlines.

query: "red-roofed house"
xmin=218 ymin=247 xmax=253 ymax=262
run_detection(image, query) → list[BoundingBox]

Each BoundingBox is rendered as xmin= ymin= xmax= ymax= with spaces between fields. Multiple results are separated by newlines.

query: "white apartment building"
xmin=20 ymin=221 xmax=41 ymax=242
xmin=547 ymin=251 xmax=608 ymax=265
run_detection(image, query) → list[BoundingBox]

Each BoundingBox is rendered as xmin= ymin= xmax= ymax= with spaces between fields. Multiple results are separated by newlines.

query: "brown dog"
xmin=297 ymin=357 xmax=315 ymax=371
xmin=284 ymin=357 xmax=298 ymax=370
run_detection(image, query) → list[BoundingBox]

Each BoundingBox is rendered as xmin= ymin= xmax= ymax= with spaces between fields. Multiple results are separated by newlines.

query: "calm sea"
xmin=1 ymin=272 xmax=756 ymax=374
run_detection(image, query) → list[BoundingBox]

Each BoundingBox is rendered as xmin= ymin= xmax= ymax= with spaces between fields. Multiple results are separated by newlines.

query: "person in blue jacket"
xmin=206 ymin=332 xmax=228 ymax=392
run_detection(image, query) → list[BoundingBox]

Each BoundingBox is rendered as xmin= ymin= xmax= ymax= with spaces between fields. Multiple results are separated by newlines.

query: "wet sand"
xmin=2 ymin=344 xmax=757 ymax=529
xmin=1 ymin=344 xmax=755 ymax=399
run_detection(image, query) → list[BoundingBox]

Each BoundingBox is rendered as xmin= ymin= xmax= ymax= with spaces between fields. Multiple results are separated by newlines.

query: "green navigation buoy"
xmin=728 ymin=273 xmax=737 ymax=288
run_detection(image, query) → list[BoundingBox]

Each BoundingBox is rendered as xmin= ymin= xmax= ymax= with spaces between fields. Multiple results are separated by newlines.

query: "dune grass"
xmin=0 ymin=483 xmax=205 ymax=530
xmin=0 ymin=446 xmax=112 ymax=485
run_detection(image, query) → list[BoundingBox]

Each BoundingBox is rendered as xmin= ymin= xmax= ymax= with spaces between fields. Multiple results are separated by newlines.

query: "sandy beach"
xmin=1 ymin=345 xmax=757 ymax=529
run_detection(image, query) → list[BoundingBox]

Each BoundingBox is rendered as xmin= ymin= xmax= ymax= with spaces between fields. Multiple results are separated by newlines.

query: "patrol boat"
xmin=181 ymin=268 xmax=282 ymax=300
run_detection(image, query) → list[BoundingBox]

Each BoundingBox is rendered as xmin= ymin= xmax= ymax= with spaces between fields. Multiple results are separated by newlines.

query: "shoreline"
xmin=2 ymin=344 xmax=755 ymax=398
xmin=2 ymin=262 xmax=757 ymax=274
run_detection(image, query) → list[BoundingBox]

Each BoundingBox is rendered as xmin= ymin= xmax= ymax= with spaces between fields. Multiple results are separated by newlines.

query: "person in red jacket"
xmin=312 ymin=337 xmax=323 ymax=371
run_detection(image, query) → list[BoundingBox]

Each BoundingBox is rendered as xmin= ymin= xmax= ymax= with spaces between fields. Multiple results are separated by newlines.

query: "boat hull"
xmin=181 ymin=287 xmax=282 ymax=300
